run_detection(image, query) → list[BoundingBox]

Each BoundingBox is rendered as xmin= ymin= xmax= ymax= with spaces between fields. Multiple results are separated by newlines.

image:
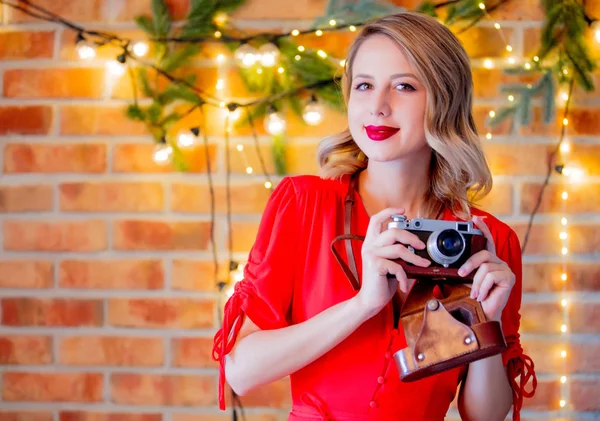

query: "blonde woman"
xmin=213 ymin=11 xmax=537 ymax=421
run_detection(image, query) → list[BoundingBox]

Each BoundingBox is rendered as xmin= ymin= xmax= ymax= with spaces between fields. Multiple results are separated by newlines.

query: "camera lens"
xmin=437 ymin=229 xmax=464 ymax=257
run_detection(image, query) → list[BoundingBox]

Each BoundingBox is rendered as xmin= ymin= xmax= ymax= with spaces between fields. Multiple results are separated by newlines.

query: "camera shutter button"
xmin=427 ymin=299 xmax=439 ymax=311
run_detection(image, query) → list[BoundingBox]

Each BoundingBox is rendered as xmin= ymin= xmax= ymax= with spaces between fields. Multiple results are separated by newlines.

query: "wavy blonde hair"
xmin=316 ymin=12 xmax=492 ymax=220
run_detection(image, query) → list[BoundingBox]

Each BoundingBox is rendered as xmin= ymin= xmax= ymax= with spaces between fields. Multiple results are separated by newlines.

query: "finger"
xmin=477 ymin=271 xmax=506 ymax=302
xmin=472 ymin=215 xmax=496 ymax=255
xmin=372 ymin=244 xmax=432 ymax=267
xmin=458 ymin=249 xmax=501 ymax=278
xmin=383 ymin=259 xmax=410 ymax=293
xmin=365 ymin=208 xmax=405 ymax=240
xmin=372 ymin=228 xmax=426 ymax=250
xmin=470 ymin=263 xmax=505 ymax=299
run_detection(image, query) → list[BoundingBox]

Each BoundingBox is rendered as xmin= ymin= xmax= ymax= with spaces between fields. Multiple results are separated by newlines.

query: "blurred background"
xmin=0 ymin=0 xmax=599 ymax=420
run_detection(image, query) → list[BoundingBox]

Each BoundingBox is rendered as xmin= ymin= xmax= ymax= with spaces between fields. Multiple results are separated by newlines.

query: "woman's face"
xmin=348 ymin=34 xmax=430 ymax=164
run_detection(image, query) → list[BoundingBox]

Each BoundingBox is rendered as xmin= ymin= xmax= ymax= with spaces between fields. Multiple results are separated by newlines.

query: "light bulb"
xmin=291 ymin=29 xmax=300 ymax=36
xmin=486 ymin=133 xmax=492 ymax=140
xmin=264 ymin=108 xmax=286 ymax=135
xmin=559 ymin=231 xmax=568 ymax=240
xmin=265 ymin=181 xmax=272 ymax=189
xmin=216 ymin=53 xmax=226 ymax=65
xmin=561 ymin=299 xmax=568 ymax=307
xmin=560 ymin=139 xmax=571 ymax=153
xmin=561 ymin=218 xmax=568 ymax=226
xmin=258 ymin=43 xmax=280 ymax=67
xmin=177 ymin=130 xmax=198 ymax=149
xmin=234 ymin=44 xmax=258 ymax=68
xmin=237 ymin=144 xmax=244 ymax=151
xmin=560 ymin=400 xmax=566 ymax=408
xmin=316 ymin=30 xmax=323 ymax=36
xmin=560 ymin=375 xmax=567 ymax=383
xmin=105 ymin=60 xmax=126 ymax=77
xmin=246 ymin=167 xmax=253 ymax=174
xmin=489 ymin=111 xmax=496 ymax=118
xmin=76 ymin=40 xmax=97 ymax=60
xmin=216 ymin=78 xmax=225 ymax=90
xmin=594 ymin=21 xmax=600 ymax=42
xmin=562 ymin=164 xmax=585 ymax=182
xmin=561 ymin=191 xmax=568 ymax=200
xmin=303 ymin=96 xmax=325 ymax=126
xmin=561 ymin=247 xmax=568 ymax=255
xmin=329 ymin=19 xmax=337 ymax=26
xmin=560 ymin=324 xmax=567 ymax=333
xmin=317 ymin=50 xmax=327 ymax=58
xmin=560 ymin=350 xmax=567 ymax=358
xmin=561 ymin=272 xmax=568 ymax=281
xmin=349 ymin=25 xmax=357 ymax=32
xmin=153 ymin=142 xmax=173 ymax=165
xmin=132 ymin=41 xmax=149 ymax=57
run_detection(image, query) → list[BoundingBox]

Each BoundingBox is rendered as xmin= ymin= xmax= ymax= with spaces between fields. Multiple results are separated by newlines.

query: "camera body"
xmin=386 ymin=215 xmax=487 ymax=281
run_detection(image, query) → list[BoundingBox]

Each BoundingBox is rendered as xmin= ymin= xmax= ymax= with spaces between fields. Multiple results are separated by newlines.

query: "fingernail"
xmin=470 ymin=290 xmax=477 ymax=299
xmin=458 ymin=267 xmax=467 ymax=276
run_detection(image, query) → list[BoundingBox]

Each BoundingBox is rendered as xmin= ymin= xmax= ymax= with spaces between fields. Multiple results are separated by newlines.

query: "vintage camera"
xmin=386 ymin=215 xmax=487 ymax=281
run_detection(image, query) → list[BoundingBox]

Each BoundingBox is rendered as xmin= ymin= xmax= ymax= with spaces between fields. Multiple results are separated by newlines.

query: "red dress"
xmin=212 ymin=174 xmax=537 ymax=421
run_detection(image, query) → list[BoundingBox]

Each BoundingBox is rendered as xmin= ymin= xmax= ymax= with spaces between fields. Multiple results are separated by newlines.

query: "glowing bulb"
xmin=560 ymin=140 xmax=571 ymax=153
xmin=295 ymin=55 xmax=301 ymax=61
xmin=494 ymin=23 xmax=501 ymax=29
xmin=132 ymin=41 xmax=149 ymax=57
xmin=563 ymin=118 xmax=569 ymax=126
xmin=216 ymin=78 xmax=225 ymax=91
xmin=329 ymin=19 xmax=337 ymax=26
xmin=317 ymin=50 xmax=328 ymax=58
xmin=303 ymin=97 xmax=325 ymax=126
xmin=560 ymin=350 xmax=567 ymax=358
xmin=235 ymin=44 xmax=258 ymax=68
xmin=486 ymin=133 xmax=492 ymax=140
xmin=76 ymin=40 xmax=97 ymax=60
xmin=278 ymin=67 xmax=285 ymax=74
xmin=216 ymin=53 xmax=226 ymax=64
xmin=264 ymin=108 xmax=286 ymax=135
xmin=508 ymin=95 xmax=515 ymax=102
xmin=483 ymin=59 xmax=494 ymax=69
xmin=560 ymin=375 xmax=567 ymax=383
xmin=560 ymin=400 xmax=566 ymax=408
xmin=533 ymin=56 xmax=539 ymax=62
xmin=316 ymin=30 xmax=323 ymax=36
xmin=258 ymin=42 xmax=280 ymax=67
xmin=489 ymin=111 xmax=496 ymax=118
xmin=214 ymin=13 xmax=228 ymax=26
xmin=561 ymin=92 xmax=569 ymax=101
xmin=340 ymin=59 xmax=346 ymax=67
xmin=508 ymin=57 xmax=516 ymax=64
xmin=257 ymin=68 xmax=263 ymax=74
xmin=349 ymin=25 xmax=357 ymax=32
xmin=177 ymin=131 xmax=198 ymax=149
xmin=562 ymin=164 xmax=585 ymax=182
xmin=561 ymin=247 xmax=568 ymax=255
xmin=153 ymin=142 xmax=173 ymax=165
xmin=298 ymin=46 xmax=305 ymax=52
xmin=559 ymin=231 xmax=568 ymax=240
xmin=219 ymin=101 xmax=226 ymax=108
xmin=291 ymin=29 xmax=300 ymax=36
xmin=561 ymin=272 xmax=568 ymax=281
xmin=560 ymin=324 xmax=567 ymax=333
xmin=106 ymin=60 xmax=126 ymax=77
xmin=524 ymin=63 xmax=531 ymax=69
xmin=561 ymin=217 xmax=568 ymax=226
xmin=561 ymin=191 xmax=568 ymax=200
xmin=563 ymin=68 xmax=568 ymax=75
xmin=214 ymin=31 xmax=222 ymax=39
xmin=246 ymin=167 xmax=253 ymax=174
xmin=479 ymin=2 xmax=486 ymax=9
xmin=265 ymin=181 xmax=272 ymax=189
xmin=236 ymin=144 xmax=244 ymax=151
xmin=561 ymin=299 xmax=568 ymax=307
xmin=506 ymin=45 xmax=513 ymax=52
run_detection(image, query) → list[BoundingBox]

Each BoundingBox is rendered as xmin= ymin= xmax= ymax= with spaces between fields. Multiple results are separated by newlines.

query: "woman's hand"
xmin=458 ymin=215 xmax=515 ymax=322
xmin=356 ymin=208 xmax=431 ymax=318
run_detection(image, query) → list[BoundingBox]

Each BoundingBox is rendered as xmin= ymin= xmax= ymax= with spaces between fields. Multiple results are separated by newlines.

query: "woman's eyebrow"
xmin=353 ymin=73 xmax=419 ymax=80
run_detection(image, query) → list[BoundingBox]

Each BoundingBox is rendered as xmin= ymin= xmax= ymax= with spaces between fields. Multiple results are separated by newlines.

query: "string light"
xmin=153 ymin=139 xmax=173 ymax=165
xmin=131 ymin=41 xmax=149 ymax=57
xmin=177 ymin=130 xmax=199 ymax=149
xmin=234 ymin=43 xmax=258 ymax=68
xmin=76 ymin=38 xmax=97 ymax=60
xmin=264 ymin=105 xmax=286 ymax=135
xmin=316 ymin=30 xmax=323 ymax=36
xmin=317 ymin=50 xmax=328 ymax=58
xmin=258 ymin=42 xmax=280 ymax=67
xmin=349 ymin=25 xmax=357 ymax=32
xmin=483 ymin=59 xmax=494 ymax=69
xmin=329 ymin=19 xmax=337 ymax=26
xmin=291 ymin=29 xmax=300 ymax=36
xmin=303 ymin=95 xmax=325 ymax=126
xmin=106 ymin=60 xmax=126 ymax=77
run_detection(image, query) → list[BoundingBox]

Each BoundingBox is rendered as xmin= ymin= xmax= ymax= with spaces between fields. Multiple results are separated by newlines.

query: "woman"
xmin=212 ymin=11 xmax=537 ymax=421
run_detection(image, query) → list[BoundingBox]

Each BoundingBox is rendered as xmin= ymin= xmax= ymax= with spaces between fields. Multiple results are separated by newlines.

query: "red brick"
xmin=474 ymin=104 xmax=512 ymax=135
xmin=570 ymin=342 xmax=600 ymax=373
xmin=113 ymin=220 xmax=210 ymax=251
xmin=59 ymin=336 xmax=164 ymax=367
xmin=4 ymin=143 xmax=107 ymax=174
xmin=521 ymin=107 xmax=600 ymax=137
xmin=484 ymin=143 xmax=549 ymax=176
xmin=171 ymin=182 xmax=272 ymax=213
xmin=0 ymin=261 xmax=53 ymax=289
xmin=4 ymin=69 xmax=104 ymax=99
xmin=570 ymin=302 xmax=600 ymax=334
xmin=227 ymin=143 xmax=321 ymax=175
xmin=521 ymin=183 xmax=600 ymax=214
xmin=110 ymin=374 xmax=216 ymax=406
xmin=1 ymin=298 xmax=103 ymax=327
xmin=5 ymin=0 xmax=104 ymax=23
xmin=112 ymin=143 xmax=217 ymax=173
xmin=514 ymin=223 xmax=599 ymax=256
xmin=171 ymin=337 xmax=217 ymax=368
xmin=171 ymin=260 xmax=225 ymax=292
xmin=0 ymin=185 xmax=53 ymax=212
xmin=520 ymin=302 xmax=562 ymax=334
xmin=522 ymin=339 xmax=600 ymax=375
xmin=472 ymin=68 xmax=539 ymax=99
xmin=522 ymin=262 xmax=600 ymax=293
xmin=173 ymin=415 xmax=277 ymax=421
xmin=60 ymin=106 xmax=147 ymax=136
xmin=474 ymin=182 xmax=512 ymax=216
xmin=3 ymin=372 xmax=103 ymax=402
xmin=107 ymin=298 xmax=214 ymax=328
xmin=4 ymin=220 xmax=107 ymax=252
xmin=570 ymin=379 xmax=600 ymax=411
xmin=521 ymin=379 xmax=560 ymax=410
xmin=0 ymin=31 xmax=54 ymax=59
xmin=231 ymin=222 xmax=259 ymax=253
xmin=223 ymin=378 xmax=291 ymax=409
xmin=485 ymin=0 xmax=544 ymax=20
xmin=455 ymin=27 xmax=514 ymax=59
xmin=0 ymin=106 xmax=53 ymax=135
xmin=59 ymin=413 xmax=161 ymax=421
xmin=0 ymin=412 xmax=53 ymax=421
xmin=59 ymin=182 xmax=164 ymax=212
xmin=60 ymin=260 xmax=164 ymax=290
xmin=114 ymin=0 xmax=190 ymax=21
xmin=0 ymin=336 xmax=52 ymax=364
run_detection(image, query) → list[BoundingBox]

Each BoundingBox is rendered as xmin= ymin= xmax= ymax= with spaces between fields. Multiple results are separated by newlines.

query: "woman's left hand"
xmin=458 ymin=215 xmax=515 ymax=322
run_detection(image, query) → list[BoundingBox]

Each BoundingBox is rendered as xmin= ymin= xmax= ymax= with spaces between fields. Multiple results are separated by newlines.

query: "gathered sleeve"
xmin=211 ymin=177 xmax=298 ymax=410
xmin=497 ymin=228 xmax=538 ymax=420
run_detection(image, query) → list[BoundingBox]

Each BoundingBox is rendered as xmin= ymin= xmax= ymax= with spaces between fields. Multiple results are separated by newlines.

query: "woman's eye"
xmin=355 ymin=82 xmax=371 ymax=90
xmin=396 ymin=83 xmax=416 ymax=91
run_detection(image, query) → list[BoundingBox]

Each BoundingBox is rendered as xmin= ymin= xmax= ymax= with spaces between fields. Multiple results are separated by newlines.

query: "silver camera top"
xmin=387 ymin=214 xmax=483 ymax=236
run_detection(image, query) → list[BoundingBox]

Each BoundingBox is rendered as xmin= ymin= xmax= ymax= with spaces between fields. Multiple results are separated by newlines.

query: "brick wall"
xmin=0 ymin=0 xmax=599 ymax=420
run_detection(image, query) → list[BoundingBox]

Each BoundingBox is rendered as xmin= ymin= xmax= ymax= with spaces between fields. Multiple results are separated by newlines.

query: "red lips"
xmin=365 ymin=125 xmax=400 ymax=141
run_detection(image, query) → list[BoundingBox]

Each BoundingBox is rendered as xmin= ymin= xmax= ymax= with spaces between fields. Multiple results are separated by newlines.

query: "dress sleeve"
xmin=211 ymin=176 xmax=298 ymax=410
xmin=497 ymin=229 xmax=538 ymax=421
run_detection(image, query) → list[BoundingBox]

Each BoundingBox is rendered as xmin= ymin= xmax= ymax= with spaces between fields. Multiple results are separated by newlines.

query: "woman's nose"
xmin=370 ymin=90 xmax=392 ymax=117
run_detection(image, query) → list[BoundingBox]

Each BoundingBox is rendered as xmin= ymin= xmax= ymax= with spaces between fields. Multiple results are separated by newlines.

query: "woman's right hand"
xmin=356 ymin=207 xmax=432 ymax=317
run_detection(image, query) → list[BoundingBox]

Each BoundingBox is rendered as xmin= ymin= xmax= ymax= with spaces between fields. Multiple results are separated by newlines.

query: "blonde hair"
xmin=316 ymin=12 xmax=492 ymax=220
